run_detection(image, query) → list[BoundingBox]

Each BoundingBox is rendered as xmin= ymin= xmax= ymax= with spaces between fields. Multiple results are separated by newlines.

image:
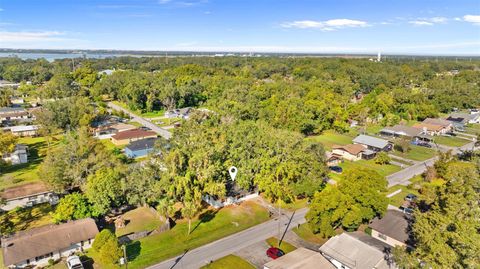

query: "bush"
xmin=48 ymin=259 xmax=55 ymax=266
xmin=93 ymin=229 xmax=123 ymax=265
xmin=375 ymin=152 xmax=391 ymax=165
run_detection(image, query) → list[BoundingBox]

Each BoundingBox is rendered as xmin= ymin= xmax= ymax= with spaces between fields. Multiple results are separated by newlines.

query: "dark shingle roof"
xmin=125 ymin=138 xmax=157 ymax=152
xmin=369 ymin=210 xmax=410 ymax=243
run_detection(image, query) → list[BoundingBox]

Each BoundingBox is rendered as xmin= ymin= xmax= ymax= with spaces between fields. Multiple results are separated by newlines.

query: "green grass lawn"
xmin=116 ymin=207 xmax=163 ymax=237
xmin=387 ymin=185 xmax=420 ymax=207
xmin=201 ymin=255 xmax=255 ymax=269
xmin=91 ymin=201 xmax=269 ymax=269
xmin=0 ymin=203 xmax=55 ymax=233
xmin=112 ymin=101 xmax=165 ymax=118
xmin=266 ymin=237 xmax=297 ymax=253
xmin=434 ymin=136 xmax=470 ymax=147
xmin=391 ymin=145 xmax=437 ymax=161
xmin=292 ymin=223 xmax=329 ymax=245
xmin=0 ymin=136 xmax=62 ymax=190
xmin=338 ymin=159 xmax=402 ymax=177
xmin=464 ymin=124 xmax=480 ymax=135
xmin=306 ymin=130 xmax=357 ymax=151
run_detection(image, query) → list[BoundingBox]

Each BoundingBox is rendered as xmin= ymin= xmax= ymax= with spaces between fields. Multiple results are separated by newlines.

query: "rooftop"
xmin=111 ymin=129 xmax=157 ymax=141
xmin=125 ymin=138 xmax=157 ymax=152
xmin=332 ymin=144 xmax=365 ymax=155
xmin=352 ymin=135 xmax=390 ymax=149
xmin=10 ymin=125 xmax=39 ymax=132
xmin=1 ymin=182 xmax=50 ymax=201
xmin=0 ymin=107 xmax=26 ymax=113
xmin=264 ymin=247 xmax=335 ymax=269
xmin=369 ymin=210 xmax=411 ymax=245
xmin=2 ymin=218 xmax=99 ymax=266
xmin=412 ymin=123 xmax=445 ymax=132
xmin=380 ymin=125 xmax=423 ymax=137
xmin=423 ymin=118 xmax=452 ymax=127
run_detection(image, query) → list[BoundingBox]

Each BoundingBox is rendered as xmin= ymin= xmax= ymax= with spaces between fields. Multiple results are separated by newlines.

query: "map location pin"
xmin=228 ymin=166 xmax=238 ymax=181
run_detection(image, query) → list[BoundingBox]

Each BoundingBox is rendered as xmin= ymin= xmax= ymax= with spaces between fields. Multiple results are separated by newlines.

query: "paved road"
xmin=147 ymin=208 xmax=308 ymax=269
xmin=387 ymin=141 xmax=477 ymax=187
xmin=107 ymin=102 xmax=172 ymax=139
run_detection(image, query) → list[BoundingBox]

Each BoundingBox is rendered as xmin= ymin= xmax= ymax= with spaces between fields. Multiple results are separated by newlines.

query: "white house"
xmin=319 ymin=233 xmax=396 ymax=269
xmin=0 ymin=107 xmax=30 ymax=123
xmin=332 ymin=144 xmax=368 ymax=161
xmin=2 ymin=218 xmax=99 ymax=268
xmin=9 ymin=125 xmax=39 ymax=137
xmin=2 ymin=144 xmax=28 ymax=165
xmin=0 ymin=182 xmax=58 ymax=211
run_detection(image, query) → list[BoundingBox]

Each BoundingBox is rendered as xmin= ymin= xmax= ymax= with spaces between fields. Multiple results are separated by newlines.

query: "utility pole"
xmin=123 ymin=245 xmax=128 ymax=269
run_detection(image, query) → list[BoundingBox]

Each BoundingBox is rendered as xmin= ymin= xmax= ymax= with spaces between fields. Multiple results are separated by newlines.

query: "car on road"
xmin=266 ymin=247 xmax=285 ymax=259
xmin=329 ymin=166 xmax=343 ymax=173
xmin=67 ymin=256 xmax=83 ymax=269
xmin=399 ymin=206 xmax=414 ymax=215
xmin=405 ymin=193 xmax=417 ymax=202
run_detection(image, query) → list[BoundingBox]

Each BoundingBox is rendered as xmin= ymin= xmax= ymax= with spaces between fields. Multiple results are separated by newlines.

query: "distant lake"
xmin=0 ymin=52 xmax=139 ymax=61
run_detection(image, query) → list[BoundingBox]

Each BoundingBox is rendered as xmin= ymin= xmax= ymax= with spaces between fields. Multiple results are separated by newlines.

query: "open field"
xmin=88 ymin=201 xmax=270 ymax=269
xmin=201 ymin=255 xmax=255 ymax=269
xmin=391 ymin=145 xmax=437 ymax=161
xmin=306 ymin=130 xmax=357 ymax=150
xmin=116 ymin=207 xmax=163 ymax=237
xmin=338 ymin=159 xmax=402 ymax=177
xmin=0 ymin=136 xmax=62 ymax=190
xmin=266 ymin=237 xmax=297 ymax=253
xmin=292 ymin=223 xmax=329 ymax=245
xmin=434 ymin=135 xmax=470 ymax=147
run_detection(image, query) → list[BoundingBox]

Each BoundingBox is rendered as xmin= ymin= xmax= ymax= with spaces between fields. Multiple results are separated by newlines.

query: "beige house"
xmin=10 ymin=125 xmax=39 ymax=137
xmin=264 ymin=247 xmax=335 ymax=269
xmin=332 ymin=144 xmax=366 ymax=161
xmin=369 ymin=210 xmax=411 ymax=248
xmin=0 ymin=182 xmax=58 ymax=211
xmin=2 ymin=218 xmax=98 ymax=268
xmin=111 ymin=129 xmax=157 ymax=146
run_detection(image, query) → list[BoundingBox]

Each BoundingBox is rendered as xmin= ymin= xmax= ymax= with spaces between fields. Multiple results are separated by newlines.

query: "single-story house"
xmin=0 ymin=80 xmax=20 ymax=88
xmin=10 ymin=97 xmax=24 ymax=105
xmin=326 ymin=152 xmax=342 ymax=166
xmin=2 ymin=144 xmax=28 ymax=165
xmin=421 ymin=118 xmax=452 ymax=133
xmin=319 ymin=233 xmax=395 ymax=269
xmin=0 ymin=182 xmax=59 ymax=211
xmin=9 ymin=125 xmax=39 ymax=137
xmin=379 ymin=125 xmax=423 ymax=139
xmin=352 ymin=135 xmax=392 ymax=152
xmin=98 ymin=69 xmax=115 ymax=76
xmin=125 ymin=138 xmax=157 ymax=158
xmin=111 ymin=129 xmax=157 ymax=145
xmin=263 ymin=247 xmax=335 ymax=269
xmin=332 ymin=144 xmax=368 ymax=161
xmin=447 ymin=112 xmax=480 ymax=126
xmin=2 ymin=218 xmax=99 ymax=268
xmin=412 ymin=123 xmax=448 ymax=136
xmin=0 ymin=107 xmax=30 ymax=123
xmin=165 ymin=107 xmax=192 ymax=119
xmin=93 ymin=122 xmax=137 ymax=139
xmin=369 ymin=210 xmax=411 ymax=248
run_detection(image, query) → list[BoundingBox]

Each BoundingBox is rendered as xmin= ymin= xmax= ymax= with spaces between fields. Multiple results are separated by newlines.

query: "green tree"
xmin=182 ymin=200 xmax=200 ymax=235
xmin=374 ymin=151 xmax=391 ymax=165
xmin=51 ymin=193 xmax=98 ymax=223
xmin=92 ymin=229 xmax=123 ymax=265
xmin=0 ymin=130 xmax=18 ymax=155
xmin=306 ymin=168 xmax=388 ymax=237
xmin=394 ymin=137 xmax=411 ymax=153
xmin=85 ymin=167 xmax=123 ymax=215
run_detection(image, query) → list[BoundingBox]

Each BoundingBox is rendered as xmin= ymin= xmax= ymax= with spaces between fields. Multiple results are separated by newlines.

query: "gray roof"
xmin=353 ymin=135 xmax=390 ymax=149
xmin=264 ymin=247 xmax=335 ymax=269
xmin=0 ymin=107 xmax=25 ymax=113
xmin=125 ymin=138 xmax=157 ymax=152
xmin=447 ymin=112 xmax=479 ymax=123
xmin=2 ymin=218 xmax=99 ymax=266
xmin=423 ymin=118 xmax=452 ymax=127
xmin=320 ymin=233 xmax=394 ymax=269
xmin=369 ymin=210 xmax=411 ymax=245
xmin=380 ymin=125 xmax=423 ymax=137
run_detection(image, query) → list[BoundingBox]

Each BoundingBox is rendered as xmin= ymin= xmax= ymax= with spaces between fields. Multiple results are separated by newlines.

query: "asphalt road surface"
xmin=107 ymin=102 xmax=172 ymax=139
xmin=146 ymin=208 xmax=308 ymax=269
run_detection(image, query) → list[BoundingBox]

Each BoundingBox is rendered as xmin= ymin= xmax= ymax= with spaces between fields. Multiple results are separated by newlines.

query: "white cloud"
xmin=282 ymin=19 xmax=368 ymax=31
xmin=409 ymin=17 xmax=448 ymax=26
xmin=0 ymin=31 xmax=66 ymax=42
xmin=409 ymin=20 xmax=434 ymax=26
xmin=463 ymin=15 xmax=480 ymax=25
xmin=430 ymin=17 xmax=447 ymax=23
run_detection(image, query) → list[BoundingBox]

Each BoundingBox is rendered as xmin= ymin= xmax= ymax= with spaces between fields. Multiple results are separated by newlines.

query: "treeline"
xmin=1 ymin=56 xmax=479 ymax=135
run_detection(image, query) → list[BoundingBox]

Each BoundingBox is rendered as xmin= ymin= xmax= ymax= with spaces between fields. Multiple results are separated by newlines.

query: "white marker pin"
xmin=228 ymin=166 xmax=238 ymax=181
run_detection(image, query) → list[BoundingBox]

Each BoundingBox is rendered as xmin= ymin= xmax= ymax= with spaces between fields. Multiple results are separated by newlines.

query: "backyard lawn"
xmin=306 ymin=130 xmax=357 ymax=150
xmin=338 ymin=159 xmax=402 ymax=177
xmin=201 ymin=255 xmax=255 ymax=269
xmin=387 ymin=185 xmax=421 ymax=207
xmin=0 ymin=136 xmax=62 ymax=190
xmin=391 ymin=145 xmax=437 ymax=161
xmin=116 ymin=207 xmax=163 ymax=237
xmin=90 ymin=201 xmax=270 ymax=269
xmin=112 ymin=101 xmax=165 ymax=118
xmin=266 ymin=237 xmax=297 ymax=253
xmin=0 ymin=203 xmax=55 ymax=233
xmin=292 ymin=223 xmax=329 ymax=245
xmin=464 ymin=124 xmax=480 ymax=135
xmin=434 ymin=136 xmax=470 ymax=147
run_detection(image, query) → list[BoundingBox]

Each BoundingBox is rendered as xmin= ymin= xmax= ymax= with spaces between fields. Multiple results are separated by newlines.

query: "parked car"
xmin=445 ymin=132 xmax=457 ymax=137
xmin=405 ymin=193 xmax=417 ymax=202
xmin=329 ymin=166 xmax=343 ymax=173
xmin=399 ymin=206 xmax=414 ymax=215
xmin=266 ymin=247 xmax=285 ymax=259
xmin=417 ymin=142 xmax=432 ymax=148
xmin=67 ymin=256 xmax=83 ymax=269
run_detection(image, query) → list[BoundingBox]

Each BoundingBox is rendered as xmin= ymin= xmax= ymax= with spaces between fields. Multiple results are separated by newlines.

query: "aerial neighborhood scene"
xmin=0 ymin=0 xmax=480 ymax=269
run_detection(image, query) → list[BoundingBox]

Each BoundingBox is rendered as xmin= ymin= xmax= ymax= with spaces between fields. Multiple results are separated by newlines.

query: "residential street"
xmin=107 ymin=102 xmax=172 ymax=139
xmin=146 ymin=208 xmax=308 ymax=269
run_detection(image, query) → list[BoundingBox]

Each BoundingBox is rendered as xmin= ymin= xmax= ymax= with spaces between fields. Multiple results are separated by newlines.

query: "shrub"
xmin=375 ymin=152 xmax=391 ymax=165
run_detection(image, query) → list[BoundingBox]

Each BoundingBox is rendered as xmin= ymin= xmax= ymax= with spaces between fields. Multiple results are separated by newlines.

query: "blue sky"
xmin=0 ymin=0 xmax=479 ymax=55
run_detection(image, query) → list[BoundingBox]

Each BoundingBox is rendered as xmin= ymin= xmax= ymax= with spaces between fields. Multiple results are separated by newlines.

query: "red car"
xmin=266 ymin=247 xmax=285 ymax=259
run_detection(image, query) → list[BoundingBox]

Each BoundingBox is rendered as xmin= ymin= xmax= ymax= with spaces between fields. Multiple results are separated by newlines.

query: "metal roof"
xmin=353 ymin=135 xmax=389 ymax=149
